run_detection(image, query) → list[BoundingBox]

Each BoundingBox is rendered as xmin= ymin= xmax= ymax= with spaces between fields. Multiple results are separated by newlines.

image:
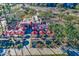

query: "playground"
xmin=0 ymin=3 xmax=79 ymax=56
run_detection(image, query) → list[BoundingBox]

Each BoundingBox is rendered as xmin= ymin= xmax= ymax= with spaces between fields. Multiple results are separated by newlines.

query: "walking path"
xmin=5 ymin=47 xmax=67 ymax=56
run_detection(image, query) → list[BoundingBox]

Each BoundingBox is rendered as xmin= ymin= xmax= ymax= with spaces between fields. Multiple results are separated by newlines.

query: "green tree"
xmin=56 ymin=3 xmax=63 ymax=8
xmin=49 ymin=23 xmax=65 ymax=41
xmin=57 ymin=12 xmax=64 ymax=21
xmin=75 ymin=4 xmax=79 ymax=10
xmin=63 ymin=14 xmax=77 ymax=22
xmin=24 ymin=8 xmax=36 ymax=17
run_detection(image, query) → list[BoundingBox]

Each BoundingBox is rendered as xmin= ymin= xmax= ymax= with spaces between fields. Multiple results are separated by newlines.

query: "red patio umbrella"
xmin=20 ymin=27 xmax=25 ymax=31
xmin=14 ymin=30 xmax=18 ymax=35
xmin=5 ymin=30 xmax=11 ymax=36
xmin=16 ymin=26 xmax=19 ymax=30
xmin=6 ymin=31 xmax=9 ymax=35
xmin=39 ymin=30 xmax=45 ymax=35
xmin=32 ymin=26 xmax=37 ymax=30
xmin=31 ymin=31 xmax=38 ymax=35
xmin=46 ymin=30 xmax=53 ymax=36
xmin=9 ymin=30 xmax=15 ymax=35
xmin=18 ymin=30 xmax=24 ymax=35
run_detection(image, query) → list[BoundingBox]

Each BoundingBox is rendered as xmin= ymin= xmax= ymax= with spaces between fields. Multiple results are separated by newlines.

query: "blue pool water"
xmin=24 ymin=25 xmax=33 ymax=34
xmin=0 ymin=49 xmax=3 ymax=53
xmin=61 ymin=47 xmax=79 ymax=56
xmin=0 ymin=48 xmax=5 ymax=56
xmin=63 ymin=3 xmax=77 ymax=9
xmin=47 ymin=3 xmax=56 ymax=7
xmin=23 ymin=40 xmax=29 ymax=46
xmin=66 ymin=49 xmax=79 ymax=56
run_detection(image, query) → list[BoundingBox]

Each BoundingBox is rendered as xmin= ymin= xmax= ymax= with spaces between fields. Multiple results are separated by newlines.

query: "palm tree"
xmin=2 ymin=4 xmax=12 ymax=31
xmin=0 ymin=20 xmax=4 ymax=35
xmin=0 ymin=6 xmax=5 ymax=35
xmin=6 ymin=4 xmax=11 ymax=13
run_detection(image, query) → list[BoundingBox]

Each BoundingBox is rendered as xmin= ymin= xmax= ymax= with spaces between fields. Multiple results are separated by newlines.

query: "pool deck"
xmin=5 ymin=47 xmax=67 ymax=56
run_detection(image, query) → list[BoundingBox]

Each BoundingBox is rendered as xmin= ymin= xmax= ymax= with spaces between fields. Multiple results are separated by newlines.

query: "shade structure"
xmin=31 ymin=34 xmax=37 ymax=39
xmin=39 ymin=26 xmax=43 ymax=30
xmin=31 ymin=31 xmax=38 ymax=35
xmin=6 ymin=30 xmax=15 ymax=36
xmin=5 ymin=29 xmax=24 ymax=36
xmin=29 ymin=21 xmax=33 ymax=25
xmin=15 ymin=26 xmax=19 ymax=30
xmin=20 ymin=27 xmax=26 ymax=31
xmin=32 ymin=27 xmax=37 ymax=30
xmin=14 ymin=30 xmax=18 ymax=35
xmin=39 ymin=30 xmax=45 ymax=35
xmin=9 ymin=30 xmax=15 ymax=35
xmin=20 ymin=21 xmax=27 ymax=24
xmin=18 ymin=30 xmax=24 ymax=35
xmin=20 ymin=19 xmax=32 ymax=25
xmin=47 ymin=30 xmax=51 ymax=34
